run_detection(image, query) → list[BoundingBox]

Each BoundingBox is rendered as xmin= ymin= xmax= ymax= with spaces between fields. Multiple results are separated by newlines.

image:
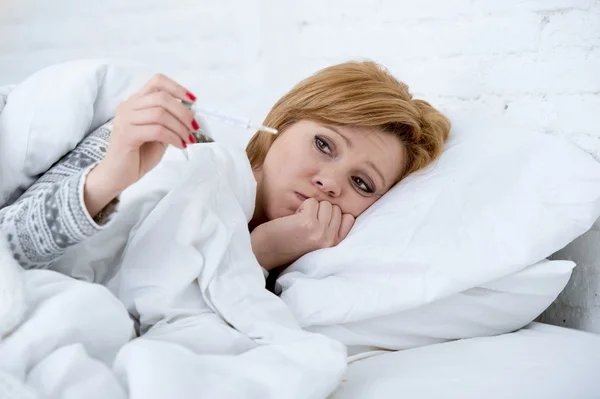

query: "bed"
xmin=333 ymin=322 xmax=600 ymax=398
xmin=2 ymin=60 xmax=600 ymax=399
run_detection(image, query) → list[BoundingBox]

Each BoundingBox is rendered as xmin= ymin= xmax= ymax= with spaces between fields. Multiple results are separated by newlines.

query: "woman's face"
xmin=256 ymin=120 xmax=406 ymax=221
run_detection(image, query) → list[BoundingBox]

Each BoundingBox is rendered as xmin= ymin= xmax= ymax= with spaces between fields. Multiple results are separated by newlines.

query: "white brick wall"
xmin=1 ymin=0 xmax=599 ymax=331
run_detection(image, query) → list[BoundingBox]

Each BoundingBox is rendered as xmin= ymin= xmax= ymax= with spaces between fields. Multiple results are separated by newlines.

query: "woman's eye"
xmin=353 ymin=177 xmax=374 ymax=193
xmin=314 ymin=136 xmax=331 ymax=154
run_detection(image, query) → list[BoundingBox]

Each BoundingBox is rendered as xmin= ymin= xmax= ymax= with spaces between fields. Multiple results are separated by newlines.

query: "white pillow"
xmin=277 ymin=126 xmax=600 ymax=353
xmin=0 ymin=85 xmax=14 ymax=114
xmin=302 ymin=259 xmax=574 ymax=354
xmin=0 ymin=59 xmax=154 ymax=206
xmin=332 ymin=322 xmax=600 ymax=399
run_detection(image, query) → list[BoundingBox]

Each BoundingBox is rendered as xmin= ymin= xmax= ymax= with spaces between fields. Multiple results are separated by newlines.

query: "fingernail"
xmin=189 ymin=134 xmax=197 ymax=144
xmin=192 ymin=119 xmax=199 ymax=130
xmin=182 ymin=140 xmax=187 ymax=148
xmin=186 ymin=92 xmax=196 ymax=102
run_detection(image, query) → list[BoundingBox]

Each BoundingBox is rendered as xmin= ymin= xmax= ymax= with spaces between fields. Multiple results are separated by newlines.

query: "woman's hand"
xmin=251 ymin=198 xmax=355 ymax=271
xmin=85 ymin=74 xmax=199 ymax=217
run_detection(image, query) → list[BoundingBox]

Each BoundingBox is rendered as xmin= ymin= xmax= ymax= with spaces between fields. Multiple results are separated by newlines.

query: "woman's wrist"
xmin=83 ymin=161 xmax=123 ymax=218
xmin=251 ymin=224 xmax=292 ymax=272
xmin=251 ymin=225 xmax=276 ymax=271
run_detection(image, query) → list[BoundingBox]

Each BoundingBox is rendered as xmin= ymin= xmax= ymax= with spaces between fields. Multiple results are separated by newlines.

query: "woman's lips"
xmin=295 ymin=192 xmax=309 ymax=202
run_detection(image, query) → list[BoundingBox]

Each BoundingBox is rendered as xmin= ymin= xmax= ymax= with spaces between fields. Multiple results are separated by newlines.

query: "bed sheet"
xmin=332 ymin=322 xmax=600 ymax=399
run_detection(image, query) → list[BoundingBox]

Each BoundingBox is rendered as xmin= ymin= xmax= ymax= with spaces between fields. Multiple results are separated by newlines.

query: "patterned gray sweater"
xmin=0 ymin=123 xmax=114 ymax=269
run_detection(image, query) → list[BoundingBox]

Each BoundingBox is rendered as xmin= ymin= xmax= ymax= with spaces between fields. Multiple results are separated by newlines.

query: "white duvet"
xmin=0 ymin=61 xmax=346 ymax=399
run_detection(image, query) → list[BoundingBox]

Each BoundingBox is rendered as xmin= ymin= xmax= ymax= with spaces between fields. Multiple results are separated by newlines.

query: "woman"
xmin=0 ymin=60 xmax=450 ymax=273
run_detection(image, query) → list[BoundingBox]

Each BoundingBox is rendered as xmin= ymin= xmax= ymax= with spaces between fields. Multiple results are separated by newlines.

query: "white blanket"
xmin=0 ymin=61 xmax=347 ymax=399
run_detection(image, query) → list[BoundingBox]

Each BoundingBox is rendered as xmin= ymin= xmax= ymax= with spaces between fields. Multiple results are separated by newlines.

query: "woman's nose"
xmin=313 ymin=174 xmax=342 ymax=198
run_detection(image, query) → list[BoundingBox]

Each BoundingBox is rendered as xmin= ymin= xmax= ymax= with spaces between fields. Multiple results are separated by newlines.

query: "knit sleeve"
xmin=0 ymin=122 xmax=116 ymax=269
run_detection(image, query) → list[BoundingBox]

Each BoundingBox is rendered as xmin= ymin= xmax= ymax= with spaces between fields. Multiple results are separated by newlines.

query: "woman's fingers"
xmin=337 ymin=214 xmax=355 ymax=243
xmin=317 ymin=201 xmax=333 ymax=226
xmin=128 ymin=107 xmax=192 ymax=145
xmin=131 ymin=91 xmax=198 ymax=138
xmin=136 ymin=125 xmax=185 ymax=150
xmin=324 ymin=205 xmax=343 ymax=247
xmin=134 ymin=73 xmax=196 ymax=103
xmin=297 ymin=198 xmax=319 ymax=218
xmin=329 ymin=204 xmax=342 ymax=229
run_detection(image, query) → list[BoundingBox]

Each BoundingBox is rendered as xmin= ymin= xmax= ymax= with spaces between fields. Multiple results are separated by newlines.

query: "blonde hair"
xmin=246 ymin=60 xmax=451 ymax=181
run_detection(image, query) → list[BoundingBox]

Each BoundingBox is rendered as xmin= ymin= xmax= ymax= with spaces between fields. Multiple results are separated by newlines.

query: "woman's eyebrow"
xmin=367 ymin=161 xmax=386 ymax=187
xmin=323 ymin=125 xmax=352 ymax=148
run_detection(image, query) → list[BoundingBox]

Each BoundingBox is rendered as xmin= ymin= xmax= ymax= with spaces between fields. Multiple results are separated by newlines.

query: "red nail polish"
xmin=192 ymin=119 xmax=199 ymax=130
xmin=189 ymin=134 xmax=197 ymax=144
xmin=186 ymin=92 xmax=196 ymax=102
xmin=182 ymin=140 xmax=187 ymax=148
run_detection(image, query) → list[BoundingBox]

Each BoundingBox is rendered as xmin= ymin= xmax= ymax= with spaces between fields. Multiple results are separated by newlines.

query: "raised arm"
xmin=0 ymin=74 xmax=199 ymax=269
